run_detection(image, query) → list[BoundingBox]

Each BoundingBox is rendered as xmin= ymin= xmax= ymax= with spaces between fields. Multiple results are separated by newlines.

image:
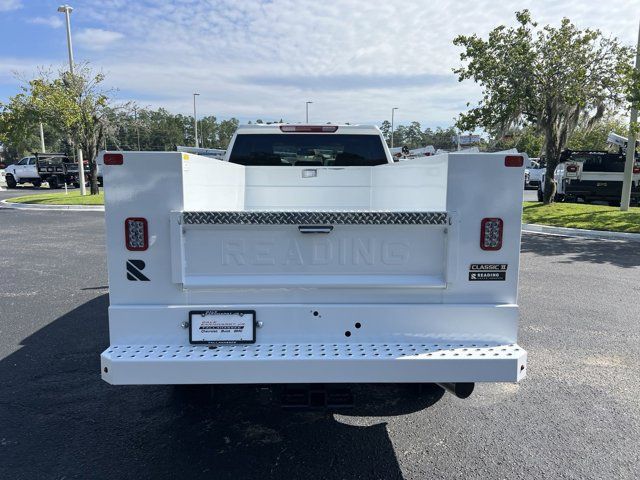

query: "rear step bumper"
xmin=101 ymin=342 xmax=527 ymax=385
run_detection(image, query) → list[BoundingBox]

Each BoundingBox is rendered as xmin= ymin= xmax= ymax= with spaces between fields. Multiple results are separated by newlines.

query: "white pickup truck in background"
xmin=99 ymin=124 xmax=527 ymax=404
xmin=525 ymin=158 xmax=545 ymax=189
xmin=4 ymin=156 xmax=42 ymax=188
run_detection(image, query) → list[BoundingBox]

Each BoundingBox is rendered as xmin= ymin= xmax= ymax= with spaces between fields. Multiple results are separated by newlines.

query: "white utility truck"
xmin=100 ymin=124 xmax=527 ymax=402
xmin=538 ymin=150 xmax=640 ymax=205
xmin=4 ymin=156 xmax=41 ymax=188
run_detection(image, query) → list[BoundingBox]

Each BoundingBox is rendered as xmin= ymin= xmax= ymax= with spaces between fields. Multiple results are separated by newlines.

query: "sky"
xmin=0 ymin=0 xmax=638 ymax=128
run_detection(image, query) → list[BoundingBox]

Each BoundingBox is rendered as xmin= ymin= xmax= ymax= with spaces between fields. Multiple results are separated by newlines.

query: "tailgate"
xmin=171 ymin=211 xmax=450 ymax=289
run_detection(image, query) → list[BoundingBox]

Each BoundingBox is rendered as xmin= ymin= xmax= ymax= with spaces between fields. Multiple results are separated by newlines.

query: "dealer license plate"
xmin=189 ymin=310 xmax=256 ymax=344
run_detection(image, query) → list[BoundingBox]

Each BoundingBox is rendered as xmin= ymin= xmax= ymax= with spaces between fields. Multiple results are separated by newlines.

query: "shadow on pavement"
xmin=0 ymin=294 xmax=443 ymax=480
xmin=521 ymin=232 xmax=640 ymax=268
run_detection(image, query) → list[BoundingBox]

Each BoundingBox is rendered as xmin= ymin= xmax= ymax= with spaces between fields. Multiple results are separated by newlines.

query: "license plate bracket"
xmin=189 ymin=310 xmax=256 ymax=344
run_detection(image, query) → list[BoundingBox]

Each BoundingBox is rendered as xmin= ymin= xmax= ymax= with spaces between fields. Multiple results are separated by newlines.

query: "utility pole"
xmin=306 ymin=101 xmax=313 ymax=123
xmin=58 ymin=4 xmax=85 ymax=195
xmin=621 ymin=20 xmax=640 ymax=211
xmin=39 ymin=122 xmax=46 ymax=152
xmin=193 ymin=93 xmax=200 ymax=148
xmin=133 ymin=106 xmax=141 ymax=150
xmin=391 ymin=107 xmax=398 ymax=148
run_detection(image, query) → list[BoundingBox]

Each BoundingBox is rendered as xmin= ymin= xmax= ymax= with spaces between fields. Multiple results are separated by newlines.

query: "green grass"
xmin=7 ymin=190 xmax=104 ymax=205
xmin=522 ymin=201 xmax=640 ymax=233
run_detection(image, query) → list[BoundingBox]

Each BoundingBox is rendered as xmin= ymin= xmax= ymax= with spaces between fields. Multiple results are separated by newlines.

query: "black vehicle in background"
xmin=36 ymin=153 xmax=83 ymax=189
xmin=538 ymin=149 xmax=640 ymax=205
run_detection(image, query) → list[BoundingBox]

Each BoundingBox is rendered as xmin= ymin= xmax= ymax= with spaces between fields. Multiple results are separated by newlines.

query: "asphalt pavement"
xmin=0 ymin=193 xmax=638 ymax=480
xmin=523 ymin=188 xmax=538 ymax=202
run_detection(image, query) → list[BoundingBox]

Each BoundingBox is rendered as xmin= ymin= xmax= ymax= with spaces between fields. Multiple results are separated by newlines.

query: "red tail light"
xmin=280 ymin=125 xmax=338 ymax=133
xmin=125 ymin=218 xmax=148 ymax=251
xmin=633 ymin=164 xmax=640 ymax=174
xmin=104 ymin=153 xmax=123 ymax=165
xmin=504 ymin=155 xmax=523 ymax=167
xmin=480 ymin=218 xmax=503 ymax=251
xmin=566 ymin=164 xmax=578 ymax=173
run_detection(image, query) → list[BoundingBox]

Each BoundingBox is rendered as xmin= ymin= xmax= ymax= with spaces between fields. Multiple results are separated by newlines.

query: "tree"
xmin=423 ymin=126 xmax=457 ymax=151
xmin=0 ymin=97 xmax=42 ymax=162
xmin=0 ymin=74 xmax=69 ymax=162
xmin=393 ymin=125 xmax=409 ymax=147
xmin=217 ymin=118 xmax=240 ymax=148
xmin=1 ymin=65 xmax=121 ymax=194
xmin=453 ymin=10 xmax=633 ymax=202
xmin=379 ymin=120 xmax=391 ymax=146
xmin=491 ymin=126 xmax=544 ymax=157
xmin=567 ymin=117 xmax=628 ymax=151
xmin=404 ymin=122 xmax=425 ymax=148
xmin=199 ymin=115 xmax=219 ymax=149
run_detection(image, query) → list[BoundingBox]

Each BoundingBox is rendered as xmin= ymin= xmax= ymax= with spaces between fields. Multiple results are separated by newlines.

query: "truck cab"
xmin=99 ymin=124 xmax=527 ymax=400
xmin=4 ymin=156 xmax=41 ymax=188
xmin=525 ymin=158 xmax=545 ymax=189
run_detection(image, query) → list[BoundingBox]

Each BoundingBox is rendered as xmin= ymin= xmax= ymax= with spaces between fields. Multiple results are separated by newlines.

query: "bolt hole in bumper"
xmin=101 ymin=342 xmax=526 ymax=385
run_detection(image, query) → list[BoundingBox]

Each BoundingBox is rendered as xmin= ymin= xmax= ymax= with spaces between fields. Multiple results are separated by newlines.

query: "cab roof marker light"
xmin=280 ymin=125 xmax=339 ymax=133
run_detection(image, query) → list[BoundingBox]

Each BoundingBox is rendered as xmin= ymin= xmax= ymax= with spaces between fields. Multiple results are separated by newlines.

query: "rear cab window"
xmin=229 ymin=134 xmax=389 ymax=167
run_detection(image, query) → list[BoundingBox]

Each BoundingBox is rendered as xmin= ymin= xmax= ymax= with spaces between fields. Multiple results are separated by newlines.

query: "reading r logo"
xmin=126 ymin=259 xmax=149 ymax=281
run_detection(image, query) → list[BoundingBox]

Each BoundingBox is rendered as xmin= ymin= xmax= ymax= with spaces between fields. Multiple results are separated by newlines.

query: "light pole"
xmin=58 ymin=4 xmax=86 ymax=195
xmin=58 ymin=5 xmax=74 ymax=74
xmin=391 ymin=107 xmax=398 ymax=148
xmin=39 ymin=122 xmax=46 ymax=153
xmin=306 ymin=101 xmax=313 ymax=123
xmin=193 ymin=93 xmax=200 ymax=148
xmin=621 ymin=20 xmax=640 ymax=211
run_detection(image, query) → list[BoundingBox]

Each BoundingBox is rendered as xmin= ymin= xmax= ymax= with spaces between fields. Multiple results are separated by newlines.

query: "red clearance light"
xmin=504 ymin=155 xmax=524 ymax=167
xmin=480 ymin=218 xmax=503 ymax=251
xmin=104 ymin=153 xmax=123 ymax=165
xmin=125 ymin=218 xmax=148 ymax=251
xmin=279 ymin=125 xmax=339 ymax=133
xmin=566 ymin=164 xmax=578 ymax=173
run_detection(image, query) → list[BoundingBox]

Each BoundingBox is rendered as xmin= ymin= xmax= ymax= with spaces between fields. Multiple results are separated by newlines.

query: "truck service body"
xmin=100 ymin=124 xmax=527 ymax=392
xmin=540 ymin=150 xmax=640 ymax=205
xmin=538 ymin=133 xmax=640 ymax=205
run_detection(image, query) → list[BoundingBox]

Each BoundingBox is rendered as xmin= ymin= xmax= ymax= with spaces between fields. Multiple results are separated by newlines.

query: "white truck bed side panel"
xmin=103 ymin=152 xmax=185 ymax=304
xmin=371 ymin=155 xmax=447 ymax=211
xmin=181 ymin=154 xmax=245 ymax=211
xmin=444 ymin=153 xmax=524 ymax=304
